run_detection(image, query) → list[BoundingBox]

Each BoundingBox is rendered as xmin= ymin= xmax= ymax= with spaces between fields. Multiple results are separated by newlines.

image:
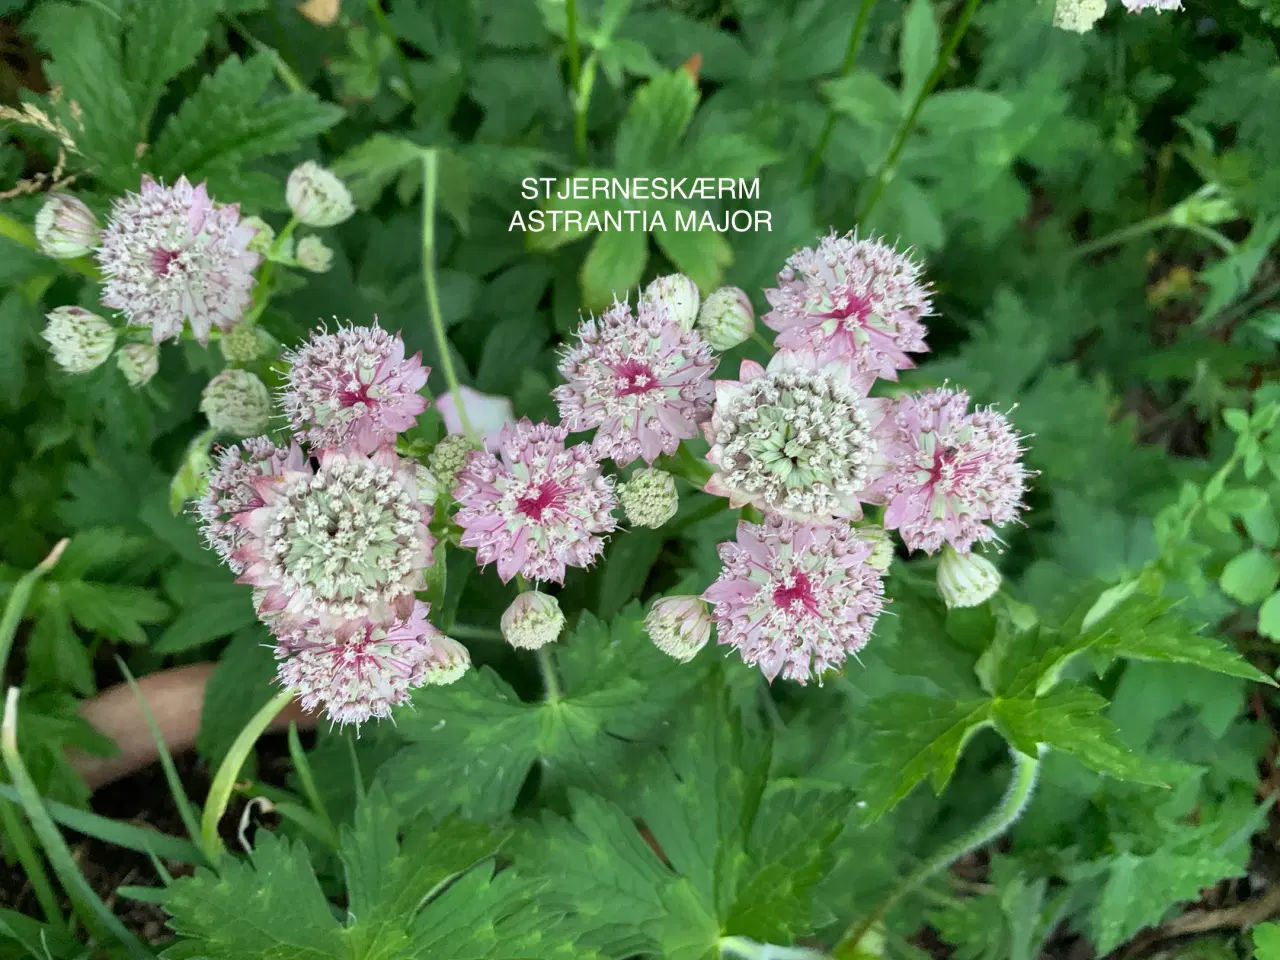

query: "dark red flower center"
xmin=150 ymin=248 xmax=182 ymax=277
xmin=613 ymin=358 xmax=658 ymax=396
xmin=831 ymin=292 xmax=873 ymax=326
xmin=773 ymin=572 xmax=819 ymax=615
xmin=338 ymin=381 xmax=375 ymax=408
xmin=515 ymin=480 xmax=566 ymax=522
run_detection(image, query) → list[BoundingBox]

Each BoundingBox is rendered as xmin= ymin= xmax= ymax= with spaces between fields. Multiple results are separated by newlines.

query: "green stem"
xmin=750 ymin=329 xmax=774 ymax=354
xmin=447 ymin=623 xmax=505 ymax=642
xmin=366 ymin=0 xmax=417 ymax=102
xmin=566 ymin=0 xmax=586 ymax=164
xmin=242 ymin=217 xmax=297 ymax=326
xmin=421 ymin=149 xmax=475 ymax=442
xmin=287 ymin=722 xmax=338 ymax=849
xmin=0 ymin=213 xmax=99 ymax=279
xmin=225 ymin=15 xmax=306 ymax=94
xmin=1071 ymin=213 xmax=1173 ymax=261
xmin=2 ymin=689 xmax=151 ymax=957
xmin=855 ymin=0 xmax=982 ymax=223
xmin=200 ymin=689 xmax=295 ymax=860
xmin=0 ymin=539 xmax=67 ymax=681
xmin=832 ymin=744 xmax=1040 ymax=957
xmin=1181 ymin=220 xmax=1237 ymax=255
xmin=537 ymin=647 xmax=562 ymax=702
xmin=804 ymin=0 xmax=878 ymax=183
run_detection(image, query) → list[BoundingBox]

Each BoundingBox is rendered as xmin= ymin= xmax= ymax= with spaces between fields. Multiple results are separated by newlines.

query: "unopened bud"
xmin=428 ymin=434 xmax=478 ymax=496
xmin=859 ymin=525 xmax=895 ymax=571
xmin=200 ymin=369 xmax=273 ymax=437
xmin=286 ymin=162 xmax=355 ymax=227
xmin=35 ymin=194 xmax=99 ymax=259
xmin=116 ymin=343 xmax=159 ymax=388
xmin=241 ymin=216 xmax=276 ymax=255
xmin=220 ymin=324 xmax=275 ymax=364
xmin=416 ymin=465 xmax=440 ymax=507
xmin=43 ymin=306 xmax=115 ymax=373
xmin=422 ymin=635 xmax=471 ymax=685
xmin=936 ymin=545 xmax=1001 ymax=609
xmin=295 ymin=235 xmax=334 ymax=273
xmin=501 ymin=591 xmax=565 ymax=650
xmin=619 ymin=468 xmax=679 ymax=528
xmin=645 ymin=595 xmax=711 ymax=662
xmin=697 ymin=286 xmax=755 ymax=351
xmin=643 ymin=273 xmax=700 ymax=331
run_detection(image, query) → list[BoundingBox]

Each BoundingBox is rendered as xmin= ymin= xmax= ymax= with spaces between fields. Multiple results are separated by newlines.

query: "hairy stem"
xmin=200 ymin=688 xmax=295 ymax=860
xmin=421 ymin=149 xmax=476 ymax=441
xmin=832 ymin=744 xmax=1040 ymax=957
xmin=0 ymin=213 xmax=99 ymax=279
xmin=855 ymin=0 xmax=982 ymax=223
xmin=804 ymin=0 xmax=879 ymax=183
xmin=566 ymin=0 xmax=586 ymax=164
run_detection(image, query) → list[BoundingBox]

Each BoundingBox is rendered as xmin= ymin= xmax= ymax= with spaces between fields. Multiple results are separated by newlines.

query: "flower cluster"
xmin=1054 ymin=0 xmax=1180 ymax=32
xmin=573 ymin=235 xmax=1033 ymax=684
xmin=197 ymin=322 xmax=468 ymax=726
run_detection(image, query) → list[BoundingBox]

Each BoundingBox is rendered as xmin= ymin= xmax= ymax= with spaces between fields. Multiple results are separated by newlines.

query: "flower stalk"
xmin=804 ymin=0 xmax=879 ymax=183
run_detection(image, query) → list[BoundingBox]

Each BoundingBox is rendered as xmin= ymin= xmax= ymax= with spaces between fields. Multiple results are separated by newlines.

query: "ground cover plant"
xmin=2 ymin=0 xmax=1280 ymax=957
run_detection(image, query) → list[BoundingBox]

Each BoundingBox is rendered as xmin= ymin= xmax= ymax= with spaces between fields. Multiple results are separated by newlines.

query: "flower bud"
xmin=295 ymin=235 xmax=334 ymax=273
xmin=241 ymin=216 xmax=275 ymax=255
xmin=42 ymin=306 xmax=115 ymax=373
xmin=34 ymin=194 xmax=99 ymax=259
xmin=645 ymin=596 xmax=711 ymax=663
xmin=200 ymin=369 xmax=273 ymax=437
xmin=422 ymin=635 xmax=471 ymax=685
xmin=220 ymin=323 xmax=275 ymax=364
xmin=416 ymin=465 xmax=440 ymax=507
xmin=116 ymin=343 xmax=159 ymax=388
xmin=696 ymin=286 xmax=755 ymax=351
xmin=1053 ymin=0 xmax=1107 ymax=31
xmin=1168 ymin=186 xmax=1237 ymax=229
xmin=859 ymin=525 xmax=896 ymax=571
xmin=643 ymin=273 xmax=700 ymax=331
xmin=286 ymin=161 xmax=355 ymax=227
xmin=936 ymin=545 xmax=1001 ymax=609
xmin=500 ymin=591 xmax=565 ymax=650
xmin=428 ymin=434 xmax=478 ymax=495
xmin=619 ymin=468 xmax=679 ymax=528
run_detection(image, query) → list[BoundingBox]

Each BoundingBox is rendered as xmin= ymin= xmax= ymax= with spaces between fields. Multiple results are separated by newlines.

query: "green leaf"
xmin=613 ymin=69 xmax=699 ymax=171
xmin=152 ymin=54 xmax=344 ymax=199
xmin=580 ymin=228 xmax=647 ymax=309
xmin=196 ymin=626 xmax=277 ymax=767
xmin=992 ymin=687 xmax=1179 ymax=786
xmin=900 ymin=0 xmax=939 ymax=106
xmin=652 ymin=223 xmax=732 ymax=292
xmin=332 ymin=133 xmax=425 ymax=209
xmin=1259 ymin=590 xmax=1280 ymax=640
xmin=918 ymin=90 xmax=1014 ymax=133
xmin=1220 ymin=548 xmax=1280 ymax=604
xmin=121 ymin=0 xmax=220 ymax=130
xmin=822 ymin=71 xmax=903 ymax=128
xmin=1256 ymin=923 xmax=1280 ymax=960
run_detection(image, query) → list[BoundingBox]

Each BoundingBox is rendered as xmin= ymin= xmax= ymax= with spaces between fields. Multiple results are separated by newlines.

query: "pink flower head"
xmin=763 ymin=231 xmax=932 ymax=391
xmin=870 ymin=387 xmax=1029 ymax=554
xmin=453 ymin=419 xmax=618 ymax=584
xmin=232 ymin=445 xmax=436 ymax=627
xmin=97 ymin=176 xmax=261 ymax=345
xmin=703 ymin=515 xmax=887 ymax=684
xmin=196 ymin=437 xmax=306 ymax=573
xmin=1122 ymin=0 xmax=1180 ymax=10
xmin=436 ymin=385 xmax=515 ymax=453
xmin=282 ymin=321 xmax=429 ymax=454
xmin=703 ymin=349 xmax=890 ymax=522
xmin=275 ymin=601 xmax=469 ymax=726
xmin=553 ymin=298 xmax=716 ymax=466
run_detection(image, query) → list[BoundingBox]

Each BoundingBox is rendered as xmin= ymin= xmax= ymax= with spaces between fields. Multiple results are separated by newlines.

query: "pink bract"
xmin=553 ymin=298 xmax=716 ymax=466
xmin=196 ymin=437 xmax=307 ymax=573
xmin=869 ymin=387 xmax=1029 ymax=555
xmin=97 ymin=175 xmax=261 ymax=345
xmin=763 ymin=231 xmax=931 ymax=392
xmin=282 ymin=322 xmax=429 ymax=454
xmin=703 ymin=515 xmax=887 ymax=684
xmin=453 ymin=419 xmax=618 ymax=584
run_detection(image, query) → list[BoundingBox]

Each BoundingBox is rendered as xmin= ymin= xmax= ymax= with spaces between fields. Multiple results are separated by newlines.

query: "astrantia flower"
xmin=42 ymin=306 xmax=115 ymax=373
xmin=703 ymin=515 xmax=886 ymax=683
xmin=703 ymin=350 xmax=888 ymax=521
xmin=645 ymin=596 xmax=712 ymax=663
xmin=116 ymin=343 xmax=159 ymax=388
xmin=233 ymin=445 xmax=435 ymax=626
xmin=220 ymin=323 xmax=275 ymax=364
xmin=554 ymin=298 xmax=716 ymax=466
xmin=936 ymin=545 xmax=1002 ymax=609
xmin=763 ymin=231 xmax=932 ymax=390
xmin=1123 ymin=0 xmax=1181 ymax=10
xmin=35 ymin=194 xmax=99 ymax=259
xmin=201 ymin=368 xmax=272 ymax=437
xmin=619 ymin=468 xmax=679 ymax=528
xmin=295 ymin=235 xmax=333 ymax=273
xmin=428 ymin=434 xmax=477 ymax=497
xmin=282 ymin=322 xmax=429 ymax=454
xmin=870 ymin=387 xmax=1028 ymax=554
xmin=436 ymin=386 xmax=515 ymax=453
xmin=642 ymin=273 xmax=700 ymax=331
xmin=500 ymin=591 xmax=565 ymax=650
xmin=697 ymin=286 xmax=755 ymax=351
xmin=97 ymin=176 xmax=261 ymax=345
xmin=197 ymin=438 xmax=306 ymax=572
xmin=1053 ymin=0 xmax=1107 ymax=31
xmin=286 ymin=162 xmax=355 ymax=227
xmin=454 ymin=419 xmax=618 ymax=584
xmin=275 ymin=602 xmax=468 ymax=726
